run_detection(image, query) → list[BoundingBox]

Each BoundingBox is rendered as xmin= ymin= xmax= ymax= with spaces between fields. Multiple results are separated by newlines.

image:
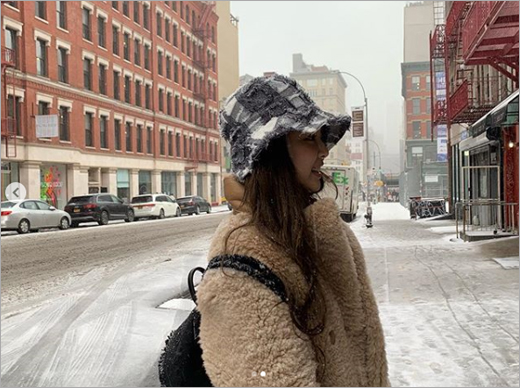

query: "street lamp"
xmin=333 ymin=70 xmax=371 ymax=204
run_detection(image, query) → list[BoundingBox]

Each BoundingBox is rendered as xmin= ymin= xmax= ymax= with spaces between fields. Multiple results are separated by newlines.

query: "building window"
xmin=166 ymin=57 xmax=172 ymax=79
xmin=158 ymin=89 xmax=164 ymax=112
xmin=124 ymin=75 xmax=131 ymax=103
xmin=58 ymin=48 xmax=68 ymax=83
xmin=412 ymin=76 xmax=420 ymax=91
xmin=125 ymin=122 xmax=132 ymax=151
xmin=57 ymin=1 xmax=67 ymax=29
xmin=124 ymin=33 xmax=131 ymax=60
xmin=133 ymin=1 xmax=140 ymax=23
xmin=426 ymin=121 xmax=432 ymax=139
xmin=180 ymin=3 xmax=184 ymax=18
xmin=35 ymin=1 xmax=46 ymax=19
xmin=83 ymin=58 xmax=92 ymax=90
xmin=173 ymin=25 xmax=178 ymax=47
xmin=167 ymin=132 xmax=173 ymax=156
xmin=426 ymin=97 xmax=431 ymax=114
xmin=36 ymin=39 xmax=47 ymax=76
xmin=160 ymin=130 xmax=165 ymax=155
xmin=100 ymin=116 xmax=108 ymax=149
xmin=181 ymin=32 xmax=185 ymax=52
xmin=7 ymin=95 xmax=22 ymax=136
xmin=158 ymin=51 xmax=163 ymax=75
xmin=147 ymin=127 xmax=153 ymax=153
xmin=175 ymin=95 xmax=180 ymax=117
xmin=144 ymin=45 xmax=150 ymax=70
xmin=85 ymin=112 xmax=93 ymax=147
xmin=174 ymin=60 xmax=179 ymax=83
xmin=176 ymin=133 xmax=181 ymax=156
xmin=134 ymin=39 xmax=141 ymax=66
xmin=157 ymin=13 xmax=162 ymax=36
xmin=143 ymin=5 xmax=150 ymax=29
xmin=186 ymin=37 xmax=191 ymax=57
xmin=188 ymin=102 xmax=192 ymax=122
xmin=426 ymin=75 xmax=431 ymax=90
xmin=211 ymin=26 xmax=215 ymax=43
xmin=172 ymin=1 xmax=177 ymax=12
xmin=38 ymin=101 xmax=50 ymax=116
xmin=112 ymin=1 xmax=118 ymax=10
xmin=212 ymin=54 xmax=216 ymax=72
xmin=99 ymin=64 xmax=107 ymax=95
xmin=145 ymin=84 xmax=151 ymax=109
xmin=187 ymin=70 xmax=192 ymax=90
xmin=115 ymin=119 xmax=122 ymax=150
xmin=5 ymin=28 xmax=18 ymax=68
xmin=183 ymin=134 xmax=188 ymax=157
xmin=167 ymin=93 xmax=172 ymax=115
xmin=137 ymin=125 xmax=143 ymax=153
xmin=413 ymin=121 xmax=421 ymax=139
xmin=112 ymin=26 xmax=120 ymax=55
xmin=182 ymin=66 xmax=186 ymax=87
xmin=5 ymin=2 xmax=18 ymax=9
xmin=182 ymin=99 xmax=186 ymax=120
xmin=135 ymin=80 xmax=142 ymax=107
xmin=412 ymin=98 xmax=421 ymax=115
xmin=59 ymin=106 xmax=69 ymax=141
xmin=185 ymin=5 xmax=190 ymax=24
xmin=122 ymin=1 xmax=129 ymax=17
xmin=113 ymin=71 xmax=120 ymax=100
xmin=165 ymin=19 xmax=171 ymax=42
xmin=82 ymin=8 xmax=91 ymax=41
xmin=98 ymin=16 xmax=106 ymax=48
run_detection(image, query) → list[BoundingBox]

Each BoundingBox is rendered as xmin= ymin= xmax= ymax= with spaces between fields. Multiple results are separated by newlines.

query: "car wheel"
xmin=99 ymin=210 xmax=109 ymax=226
xmin=17 ymin=219 xmax=31 ymax=234
xmin=158 ymin=208 xmax=165 ymax=219
xmin=59 ymin=217 xmax=70 ymax=230
xmin=195 ymin=206 xmax=200 ymax=215
xmin=125 ymin=209 xmax=135 ymax=222
xmin=207 ymin=206 xmax=211 ymax=214
xmin=71 ymin=221 xmax=79 ymax=228
xmin=176 ymin=208 xmax=181 ymax=217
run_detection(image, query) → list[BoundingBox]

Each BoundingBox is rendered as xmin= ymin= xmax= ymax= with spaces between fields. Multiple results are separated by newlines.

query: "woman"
xmin=196 ymin=75 xmax=389 ymax=387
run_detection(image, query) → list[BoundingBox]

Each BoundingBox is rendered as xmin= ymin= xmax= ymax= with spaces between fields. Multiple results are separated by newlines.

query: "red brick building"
xmin=1 ymin=1 xmax=221 ymax=209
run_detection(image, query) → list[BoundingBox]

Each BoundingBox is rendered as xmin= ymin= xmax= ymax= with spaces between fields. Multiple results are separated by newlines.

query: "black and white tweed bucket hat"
xmin=220 ymin=74 xmax=351 ymax=181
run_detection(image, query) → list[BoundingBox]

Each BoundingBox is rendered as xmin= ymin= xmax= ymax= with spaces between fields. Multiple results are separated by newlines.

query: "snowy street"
xmin=1 ymin=203 xmax=518 ymax=387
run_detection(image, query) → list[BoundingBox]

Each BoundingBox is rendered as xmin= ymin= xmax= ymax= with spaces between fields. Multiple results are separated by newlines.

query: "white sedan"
xmin=131 ymin=194 xmax=181 ymax=220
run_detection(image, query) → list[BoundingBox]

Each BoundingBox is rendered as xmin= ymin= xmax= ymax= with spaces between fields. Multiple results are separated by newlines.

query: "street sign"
xmin=351 ymin=107 xmax=364 ymax=138
xmin=352 ymin=122 xmax=364 ymax=138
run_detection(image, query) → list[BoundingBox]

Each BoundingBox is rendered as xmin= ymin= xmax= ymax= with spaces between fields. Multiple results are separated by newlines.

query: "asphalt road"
xmin=1 ymin=211 xmax=229 ymax=317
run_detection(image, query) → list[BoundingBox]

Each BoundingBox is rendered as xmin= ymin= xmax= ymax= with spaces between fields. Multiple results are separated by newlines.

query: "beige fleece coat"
xmin=196 ymin=179 xmax=389 ymax=387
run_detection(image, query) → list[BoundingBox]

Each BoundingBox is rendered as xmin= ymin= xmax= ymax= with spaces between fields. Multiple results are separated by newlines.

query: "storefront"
xmin=138 ymin=170 xmax=152 ymax=195
xmin=211 ymin=173 xmax=217 ymax=204
xmin=185 ymin=172 xmax=192 ymax=196
xmin=1 ymin=161 xmax=19 ymax=202
xmin=40 ymin=164 xmax=68 ymax=209
xmin=161 ymin=171 xmax=177 ymax=197
xmin=117 ymin=169 xmax=130 ymax=203
xmin=197 ymin=173 xmax=203 ymax=197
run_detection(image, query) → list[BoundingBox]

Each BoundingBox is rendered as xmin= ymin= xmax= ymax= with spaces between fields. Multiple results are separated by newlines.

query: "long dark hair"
xmin=224 ymin=135 xmax=336 ymax=380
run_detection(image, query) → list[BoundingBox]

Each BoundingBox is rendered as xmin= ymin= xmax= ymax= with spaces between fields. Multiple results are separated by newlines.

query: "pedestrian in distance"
xmin=183 ymin=75 xmax=389 ymax=387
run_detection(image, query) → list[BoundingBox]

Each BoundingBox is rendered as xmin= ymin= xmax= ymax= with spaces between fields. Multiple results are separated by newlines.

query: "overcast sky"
xmin=230 ymin=1 xmax=407 ymax=168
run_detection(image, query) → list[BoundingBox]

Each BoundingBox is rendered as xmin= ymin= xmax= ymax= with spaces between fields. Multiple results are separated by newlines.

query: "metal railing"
xmin=455 ymin=200 xmax=518 ymax=238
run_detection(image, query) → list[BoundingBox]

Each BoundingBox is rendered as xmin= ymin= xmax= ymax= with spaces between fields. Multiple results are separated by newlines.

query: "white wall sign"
xmin=36 ymin=115 xmax=59 ymax=138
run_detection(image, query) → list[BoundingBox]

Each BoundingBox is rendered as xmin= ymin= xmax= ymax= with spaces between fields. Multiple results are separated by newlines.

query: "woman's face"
xmin=286 ymin=129 xmax=329 ymax=193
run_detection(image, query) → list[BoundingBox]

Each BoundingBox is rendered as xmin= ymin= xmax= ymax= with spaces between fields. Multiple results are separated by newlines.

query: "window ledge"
xmin=59 ymin=140 xmax=72 ymax=144
xmin=115 ymin=150 xmax=123 ymax=153
xmin=83 ymin=38 xmax=93 ymax=45
xmin=99 ymin=46 xmax=108 ymax=52
xmin=100 ymin=147 xmax=110 ymax=151
xmin=35 ymin=16 xmax=49 ymax=24
xmin=85 ymin=146 xmax=96 ymax=149
xmin=38 ymin=138 xmax=52 ymax=142
xmin=5 ymin=4 xmax=19 ymax=12
xmin=56 ymin=26 xmax=69 ymax=33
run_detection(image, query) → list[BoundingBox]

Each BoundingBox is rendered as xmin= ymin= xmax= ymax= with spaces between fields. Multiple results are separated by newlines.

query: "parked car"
xmin=177 ymin=196 xmax=212 ymax=216
xmin=64 ymin=194 xmax=134 ymax=227
xmin=131 ymin=194 xmax=181 ymax=220
xmin=1 ymin=200 xmax=72 ymax=234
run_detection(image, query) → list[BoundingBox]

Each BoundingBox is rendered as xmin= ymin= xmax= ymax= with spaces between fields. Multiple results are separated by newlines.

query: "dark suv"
xmin=64 ymin=194 xmax=135 ymax=227
xmin=177 ymin=196 xmax=211 ymax=216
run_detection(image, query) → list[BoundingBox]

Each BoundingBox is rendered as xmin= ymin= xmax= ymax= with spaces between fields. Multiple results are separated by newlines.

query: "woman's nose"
xmin=318 ymin=138 xmax=329 ymax=159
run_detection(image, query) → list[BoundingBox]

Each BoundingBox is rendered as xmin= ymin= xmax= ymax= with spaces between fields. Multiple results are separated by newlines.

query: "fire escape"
xmin=186 ymin=0 xmax=216 ymax=172
xmin=431 ymin=1 xmax=519 ymax=128
xmin=1 ymin=46 xmax=17 ymax=158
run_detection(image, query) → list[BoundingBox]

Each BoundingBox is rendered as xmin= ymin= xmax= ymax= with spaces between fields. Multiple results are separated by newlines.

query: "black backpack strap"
xmin=206 ymin=254 xmax=288 ymax=303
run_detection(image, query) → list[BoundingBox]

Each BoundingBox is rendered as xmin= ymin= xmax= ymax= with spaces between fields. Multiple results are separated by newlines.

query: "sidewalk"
xmin=351 ymin=202 xmax=519 ymax=387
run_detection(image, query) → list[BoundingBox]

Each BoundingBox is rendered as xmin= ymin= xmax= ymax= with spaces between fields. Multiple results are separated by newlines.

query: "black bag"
xmin=158 ymin=254 xmax=288 ymax=387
